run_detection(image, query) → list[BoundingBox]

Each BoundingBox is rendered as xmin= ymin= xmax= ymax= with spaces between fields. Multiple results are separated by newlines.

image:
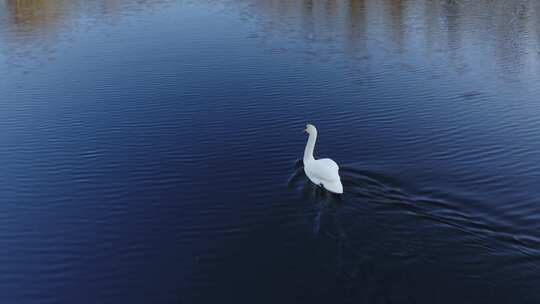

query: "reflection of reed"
xmin=2 ymin=0 xmax=540 ymax=76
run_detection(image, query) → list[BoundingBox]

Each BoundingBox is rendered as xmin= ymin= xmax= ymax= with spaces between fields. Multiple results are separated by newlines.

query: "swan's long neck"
xmin=304 ymin=130 xmax=317 ymax=163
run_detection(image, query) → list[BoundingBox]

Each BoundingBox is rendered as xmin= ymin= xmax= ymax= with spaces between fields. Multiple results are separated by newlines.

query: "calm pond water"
xmin=1 ymin=0 xmax=540 ymax=303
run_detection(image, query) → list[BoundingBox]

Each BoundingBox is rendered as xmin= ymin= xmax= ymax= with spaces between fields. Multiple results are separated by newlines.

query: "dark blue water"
xmin=1 ymin=0 xmax=540 ymax=303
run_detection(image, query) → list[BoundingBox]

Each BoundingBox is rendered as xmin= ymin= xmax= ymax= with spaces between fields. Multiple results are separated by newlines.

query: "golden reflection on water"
xmin=3 ymin=0 xmax=71 ymax=31
xmin=0 ymin=0 xmax=164 ymax=36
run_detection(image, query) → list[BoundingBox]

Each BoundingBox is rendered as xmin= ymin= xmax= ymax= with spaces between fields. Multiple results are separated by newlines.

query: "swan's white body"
xmin=303 ymin=124 xmax=343 ymax=194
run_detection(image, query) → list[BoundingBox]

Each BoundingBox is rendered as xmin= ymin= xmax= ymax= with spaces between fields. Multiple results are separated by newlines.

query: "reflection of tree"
xmin=442 ymin=0 xmax=461 ymax=51
xmin=493 ymin=0 xmax=529 ymax=78
xmin=423 ymin=0 xmax=441 ymax=58
xmin=384 ymin=0 xmax=406 ymax=53
xmin=345 ymin=0 xmax=366 ymax=53
xmin=440 ymin=0 xmax=467 ymax=73
xmin=534 ymin=1 xmax=540 ymax=76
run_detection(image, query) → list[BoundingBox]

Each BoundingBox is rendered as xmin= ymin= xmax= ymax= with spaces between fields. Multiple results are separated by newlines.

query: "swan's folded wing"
xmin=318 ymin=158 xmax=339 ymax=170
xmin=310 ymin=158 xmax=341 ymax=183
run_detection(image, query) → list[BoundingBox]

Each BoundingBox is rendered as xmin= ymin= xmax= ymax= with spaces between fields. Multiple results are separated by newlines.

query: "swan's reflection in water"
xmin=302 ymin=181 xmax=343 ymax=237
xmin=288 ymin=161 xmax=371 ymax=281
xmin=288 ymin=159 xmax=344 ymax=237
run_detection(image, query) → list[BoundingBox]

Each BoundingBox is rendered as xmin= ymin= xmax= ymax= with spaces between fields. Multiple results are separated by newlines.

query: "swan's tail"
xmin=324 ymin=180 xmax=343 ymax=194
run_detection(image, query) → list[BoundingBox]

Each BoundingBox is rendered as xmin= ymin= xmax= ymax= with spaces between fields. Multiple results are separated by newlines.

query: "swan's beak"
xmin=303 ymin=129 xmax=307 ymax=133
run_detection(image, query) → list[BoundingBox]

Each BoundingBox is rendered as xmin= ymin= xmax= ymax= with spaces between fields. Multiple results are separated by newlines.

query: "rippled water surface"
xmin=1 ymin=0 xmax=540 ymax=303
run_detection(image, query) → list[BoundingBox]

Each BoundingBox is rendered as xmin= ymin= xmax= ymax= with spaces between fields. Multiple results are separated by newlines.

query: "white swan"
xmin=303 ymin=124 xmax=343 ymax=194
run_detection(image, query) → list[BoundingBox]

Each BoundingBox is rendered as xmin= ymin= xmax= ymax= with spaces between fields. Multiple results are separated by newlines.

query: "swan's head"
xmin=304 ymin=124 xmax=317 ymax=134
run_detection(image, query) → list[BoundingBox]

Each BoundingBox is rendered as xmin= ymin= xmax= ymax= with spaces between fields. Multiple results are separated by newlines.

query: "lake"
xmin=1 ymin=0 xmax=540 ymax=303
